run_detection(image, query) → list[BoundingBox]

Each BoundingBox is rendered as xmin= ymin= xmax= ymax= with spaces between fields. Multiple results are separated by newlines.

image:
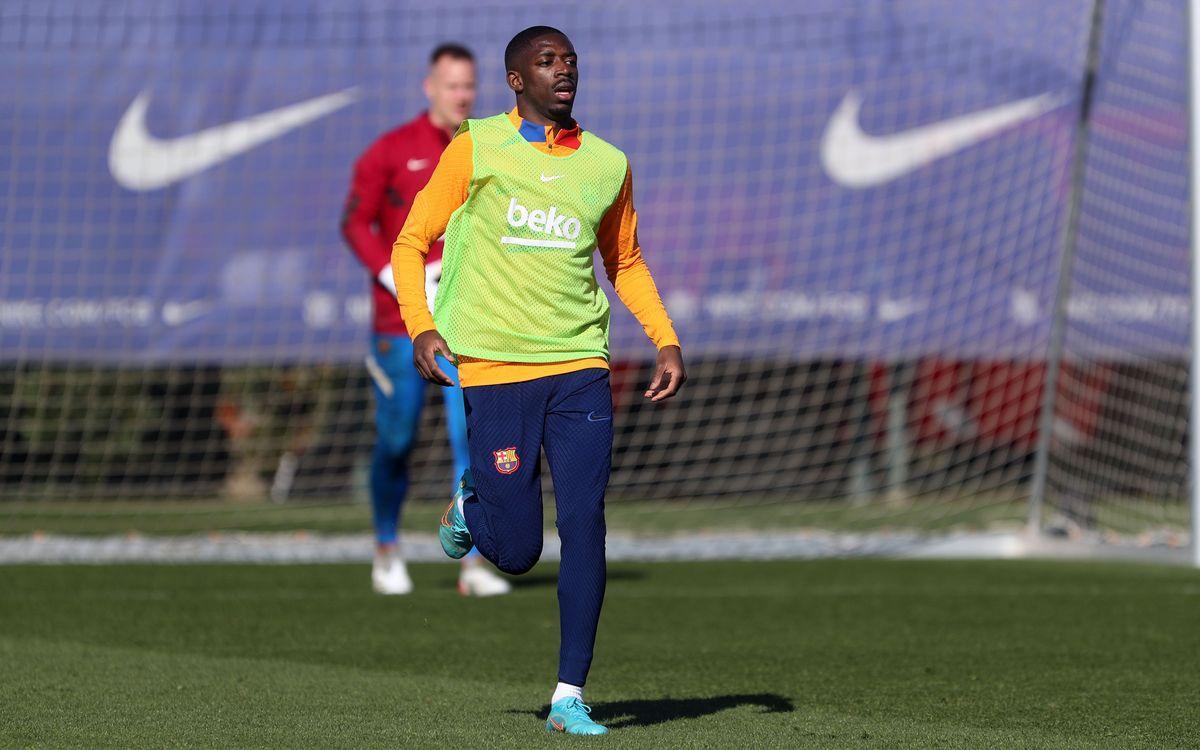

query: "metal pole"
xmin=1027 ymin=0 xmax=1106 ymax=534
xmin=885 ymin=361 xmax=912 ymax=505
xmin=1188 ymin=0 xmax=1200 ymax=567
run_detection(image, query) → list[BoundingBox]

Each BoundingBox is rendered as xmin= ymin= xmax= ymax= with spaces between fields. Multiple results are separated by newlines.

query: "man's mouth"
xmin=553 ymin=84 xmax=575 ymax=101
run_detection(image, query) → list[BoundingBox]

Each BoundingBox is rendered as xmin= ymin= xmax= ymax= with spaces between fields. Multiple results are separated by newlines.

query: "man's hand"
xmin=412 ymin=330 xmax=457 ymax=386
xmin=376 ymin=266 xmax=398 ymax=296
xmin=644 ymin=345 xmax=687 ymax=402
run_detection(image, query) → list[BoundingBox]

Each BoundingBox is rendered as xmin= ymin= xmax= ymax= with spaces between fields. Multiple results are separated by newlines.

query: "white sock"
xmin=551 ymin=682 xmax=583 ymax=704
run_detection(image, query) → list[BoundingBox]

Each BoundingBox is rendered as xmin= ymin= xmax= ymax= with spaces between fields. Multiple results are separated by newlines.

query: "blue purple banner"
xmin=0 ymin=0 xmax=1187 ymax=362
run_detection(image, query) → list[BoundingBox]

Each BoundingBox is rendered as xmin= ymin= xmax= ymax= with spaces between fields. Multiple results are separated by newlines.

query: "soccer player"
xmin=341 ymin=43 xmax=510 ymax=598
xmin=391 ymin=26 xmax=686 ymax=735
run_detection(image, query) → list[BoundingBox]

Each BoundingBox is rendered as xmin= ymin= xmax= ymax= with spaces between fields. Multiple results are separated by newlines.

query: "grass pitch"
xmin=2 ymin=559 xmax=1197 ymax=748
xmin=0 ymin=496 xmax=1028 ymax=536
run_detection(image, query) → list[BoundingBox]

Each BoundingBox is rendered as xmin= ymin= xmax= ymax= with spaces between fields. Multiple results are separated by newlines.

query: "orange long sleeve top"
xmin=390 ymin=108 xmax=679 ymax=387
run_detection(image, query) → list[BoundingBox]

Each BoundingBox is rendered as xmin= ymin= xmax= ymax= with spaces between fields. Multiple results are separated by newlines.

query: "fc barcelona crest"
xmin=493 ymin=447 xmax=520 ymax=475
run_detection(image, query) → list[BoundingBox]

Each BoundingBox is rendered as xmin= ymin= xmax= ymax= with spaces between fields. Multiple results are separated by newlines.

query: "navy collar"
xmin=518 ymin=119 xmax=546 ymax=143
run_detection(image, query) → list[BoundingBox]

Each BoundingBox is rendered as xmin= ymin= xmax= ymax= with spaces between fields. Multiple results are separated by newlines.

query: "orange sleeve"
xmin=597 ymin=164 xmax=680 ymax=350
xmin=390 ymin=131 xmax=473 ymax=340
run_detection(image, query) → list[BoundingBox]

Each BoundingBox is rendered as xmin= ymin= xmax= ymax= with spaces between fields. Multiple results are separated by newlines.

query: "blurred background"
xmin=0 ymin=0 xmax=1191 ymax=551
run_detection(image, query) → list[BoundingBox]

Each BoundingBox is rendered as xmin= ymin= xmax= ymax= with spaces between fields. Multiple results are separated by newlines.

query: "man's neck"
xmin=427 ymin=110 xmax=459 ymax=138
xmin=514 ymin=101 xmax=572 ymax=131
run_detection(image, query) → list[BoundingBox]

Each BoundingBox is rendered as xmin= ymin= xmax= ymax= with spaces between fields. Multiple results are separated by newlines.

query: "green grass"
xmin=2 ymin=560 xmax=1198 ymax=748
xmin=0 ymin=497 xmax=1029 ymax=537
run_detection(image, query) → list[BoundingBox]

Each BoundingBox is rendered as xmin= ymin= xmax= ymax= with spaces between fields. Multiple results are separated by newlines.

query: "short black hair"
xmin=430 ymin=42 xmax=474 ymax=66
xmin=504 ymin=26 xmax=568 ymax=71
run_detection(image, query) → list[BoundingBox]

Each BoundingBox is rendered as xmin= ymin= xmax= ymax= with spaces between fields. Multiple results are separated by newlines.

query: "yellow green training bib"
xmin=433 ymin=113 xmax=628 ymax=362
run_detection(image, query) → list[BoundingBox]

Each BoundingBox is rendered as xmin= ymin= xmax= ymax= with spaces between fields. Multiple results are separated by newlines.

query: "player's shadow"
xmin=516 ymin=692 xmax=793 ymax=728
xmin=507 ymin=568 xmax=645 ymax=590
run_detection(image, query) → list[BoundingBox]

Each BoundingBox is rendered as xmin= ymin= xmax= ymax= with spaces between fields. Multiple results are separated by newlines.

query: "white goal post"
xmin=1188 ymin=0 xmax=1200 ymax=567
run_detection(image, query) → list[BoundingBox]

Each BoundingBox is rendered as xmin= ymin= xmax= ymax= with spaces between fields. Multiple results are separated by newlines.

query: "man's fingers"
xmin=650 ymin=368 xmax=686 ymax=402
xmin=643 ymin=366 xmax=665 ymax=398
xmin=415 ymin=347 xmax=453 ymax=386
xmin=653 ymin=382 xmax=678 ymax=401
xmin=424 ymin=349 xmax=453 ymax=386
xmin=650 ymin=371 xmax=674 ymax=401
xmin=409 ymin=331 xmax=456 ymax=387
xmin=435 ymin=341 xmax=458 ymax=366
xmin=412 ymin=352 xmax=431 ymax=380
xmin=431 ymin=342 xmax=457 ymax=385
xmin=644 ymin=346 xmax=686 ymax=402
xmin=428 ymin=359 xmax=454 ymax=386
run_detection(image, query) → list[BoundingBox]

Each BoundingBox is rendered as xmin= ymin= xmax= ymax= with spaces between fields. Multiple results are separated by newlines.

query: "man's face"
xmin=425 ymin=56 xmax=476 ymax=129
xmin=512 ymin=34 xmax=577 ymax=120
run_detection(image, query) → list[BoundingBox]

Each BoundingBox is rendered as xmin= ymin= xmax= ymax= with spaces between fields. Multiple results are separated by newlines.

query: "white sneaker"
xmin=371 ymin=553 xmax=413 ymax=595
xmin=457 ymin=562 xmax=512 ymax=597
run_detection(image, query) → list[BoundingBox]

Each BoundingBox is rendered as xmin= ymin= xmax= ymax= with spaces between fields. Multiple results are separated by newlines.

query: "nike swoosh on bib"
xmin=820 ymin=90 xmax=1064 ymax=188
xmin=109 ymin=87 xmax=359 ymax=191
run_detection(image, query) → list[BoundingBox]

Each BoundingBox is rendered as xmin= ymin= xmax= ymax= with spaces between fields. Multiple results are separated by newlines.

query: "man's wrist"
xmin=409 ymin=322 xmax=437 ymax=341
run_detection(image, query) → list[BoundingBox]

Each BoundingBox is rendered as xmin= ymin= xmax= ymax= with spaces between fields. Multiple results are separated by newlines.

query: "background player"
xmin=341 ymin=43 xmax=510 ymax=597
xmin=391 ymin=26 xmax=686 ymax=735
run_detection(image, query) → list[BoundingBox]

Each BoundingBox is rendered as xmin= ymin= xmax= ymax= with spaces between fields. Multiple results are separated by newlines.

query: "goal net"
xmin=0 ymin=0 xmax=1191 ymax=550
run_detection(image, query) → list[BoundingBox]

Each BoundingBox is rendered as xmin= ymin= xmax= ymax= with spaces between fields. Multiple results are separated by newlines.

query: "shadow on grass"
xmin=507 ymin=568 xmax=646 ymax=590
xmin=513 ymin=693 xmax=793 ymax=728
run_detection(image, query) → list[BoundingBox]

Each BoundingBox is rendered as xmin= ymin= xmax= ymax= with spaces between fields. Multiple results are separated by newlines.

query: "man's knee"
xmin=556 ymin=501 xmax=606 ymax=542
xmin=496 ymin=538 xmax=542 ymax=575
xmin=374 ymin=420 xmax=416 ymax=459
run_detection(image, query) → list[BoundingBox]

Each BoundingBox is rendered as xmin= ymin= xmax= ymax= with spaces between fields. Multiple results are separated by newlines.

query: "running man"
xmin=391 ymin=26 xmax=685 ymax=735
xmin=341 ymin=43 xmax=510 ymax=597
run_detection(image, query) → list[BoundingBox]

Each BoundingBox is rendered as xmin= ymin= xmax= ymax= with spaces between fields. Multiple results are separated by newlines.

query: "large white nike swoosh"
xmin=109 ymin=87 xmax=359 ymax=190
xmin=820 ymin=90 xmax=1064 ymax=188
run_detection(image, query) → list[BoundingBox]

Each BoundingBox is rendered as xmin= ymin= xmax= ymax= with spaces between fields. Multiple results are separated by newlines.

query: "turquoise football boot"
xmin=545 ymin=697 xmax=608 ymax=736
xmin=438 ymin=469 xmax=474 ymax=560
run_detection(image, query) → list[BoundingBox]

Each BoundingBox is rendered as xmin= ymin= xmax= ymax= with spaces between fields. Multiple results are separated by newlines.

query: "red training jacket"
xmin=340 ymin=111 xmax=451 ymax=335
